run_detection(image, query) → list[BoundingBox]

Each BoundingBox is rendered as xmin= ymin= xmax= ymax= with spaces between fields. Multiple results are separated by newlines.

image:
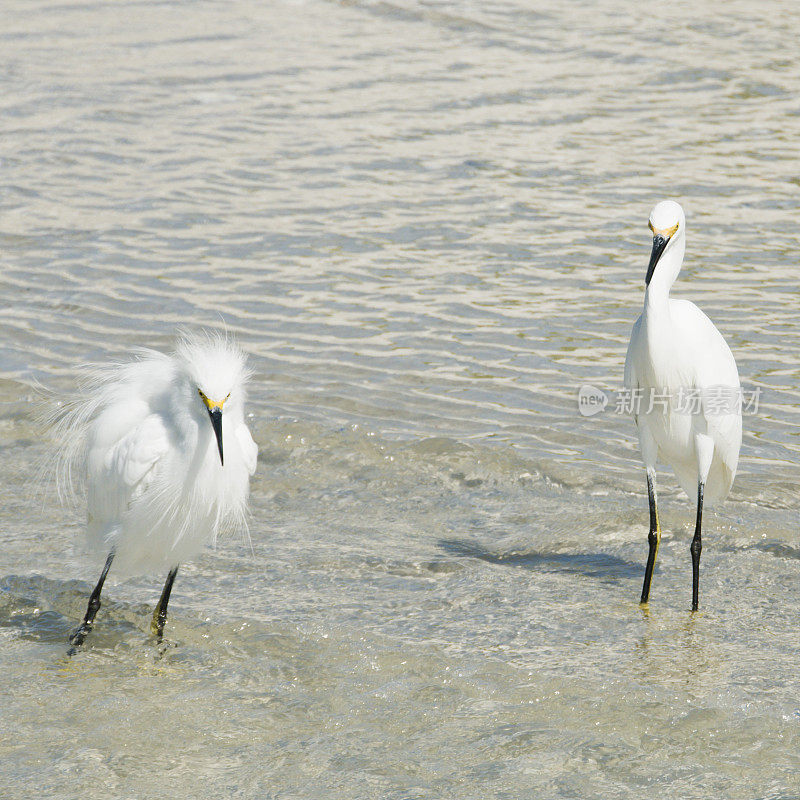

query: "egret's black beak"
xmin=208 ymin=408 xmax=224 ymax=465
xmin=645 ymin=234 xmax=669 ymax=286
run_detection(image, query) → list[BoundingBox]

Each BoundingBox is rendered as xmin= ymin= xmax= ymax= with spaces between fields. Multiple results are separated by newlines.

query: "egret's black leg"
xmin=69 ymin=550 xmax=115 ymax=650
xmin=690 ymin=482 xmax=704 ymax=612
xmin=640 ymin=471 xmax=661 ymax=604
xmin=151 ymin=566 xmax=179 ymax=641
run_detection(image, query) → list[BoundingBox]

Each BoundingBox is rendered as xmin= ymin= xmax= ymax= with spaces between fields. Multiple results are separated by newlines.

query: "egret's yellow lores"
xmin=624 ymin=201 xmax=741 ymax=611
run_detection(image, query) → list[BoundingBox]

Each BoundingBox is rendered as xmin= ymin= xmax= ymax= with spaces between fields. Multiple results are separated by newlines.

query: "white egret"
xmin=57 ymin=330 xmax=258 ymax=646
xmin=624 ymin=200 xmax=741 ymax=611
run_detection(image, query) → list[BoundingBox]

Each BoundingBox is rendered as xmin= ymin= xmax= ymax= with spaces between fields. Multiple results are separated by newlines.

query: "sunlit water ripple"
xmin=3 ymin=1 xmax=800 ymax=797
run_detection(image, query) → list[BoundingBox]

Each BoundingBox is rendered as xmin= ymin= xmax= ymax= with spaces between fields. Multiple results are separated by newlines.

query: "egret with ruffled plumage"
xmin=57 ymin=331 xmax=258 ymax=647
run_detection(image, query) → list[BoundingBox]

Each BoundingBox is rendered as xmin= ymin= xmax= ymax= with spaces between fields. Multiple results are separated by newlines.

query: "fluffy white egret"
xmin=624 ymin=200 xmax=741 ymax=611
xmin=57 ymin=330 xmax=258 ymax=646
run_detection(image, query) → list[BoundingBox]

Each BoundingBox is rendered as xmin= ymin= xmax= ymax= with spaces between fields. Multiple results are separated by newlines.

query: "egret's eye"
xmin=198 ymin=389 xmax=206 ymax=399
xmin=225 ymin=392 xmax=231 ymax=400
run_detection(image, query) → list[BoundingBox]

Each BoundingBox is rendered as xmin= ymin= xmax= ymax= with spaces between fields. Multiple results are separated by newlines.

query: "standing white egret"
xmin=624 ymin=200 xmax=741 ymax=611
xmin=58 ymin=330 xmax=258 ymax=646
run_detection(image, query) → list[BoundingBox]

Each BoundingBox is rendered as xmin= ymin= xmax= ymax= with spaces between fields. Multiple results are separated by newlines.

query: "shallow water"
xmin=3 ymin=0 xmax=800 ymax=797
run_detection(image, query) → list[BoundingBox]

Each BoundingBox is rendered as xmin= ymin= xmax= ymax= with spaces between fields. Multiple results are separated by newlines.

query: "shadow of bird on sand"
xmin=438 ymin=538 xmax=641 ymax=584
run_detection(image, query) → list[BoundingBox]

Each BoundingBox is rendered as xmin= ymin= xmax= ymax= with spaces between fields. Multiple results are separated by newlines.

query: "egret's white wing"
xmin=671 ymin=300 xmax=742 ymax=460
xmin=667 ymin=299 xmax=742 ymax=498
xmin=235 ymin=423 xmax=258 ymax=476
xmin=624 ymin=314 xmax=644 ymax=434
xmin=89 ymin=414 xmax=170 ymax=524
xmin=105 ymin=415 xmax=169 ymax=487
xmin=710 ymin=410 xmax=742 ymax=473
xmin=623 ymin=315 xmax=642 ymax=392
xmin=669 ymin=300 xmax=739 ymax=388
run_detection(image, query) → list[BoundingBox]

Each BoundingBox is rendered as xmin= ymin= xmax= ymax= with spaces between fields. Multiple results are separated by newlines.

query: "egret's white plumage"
xmin=57 ymin=330 xmax=258 ymax=643
xmin=624 ymin=200 xmax=741 ymax=609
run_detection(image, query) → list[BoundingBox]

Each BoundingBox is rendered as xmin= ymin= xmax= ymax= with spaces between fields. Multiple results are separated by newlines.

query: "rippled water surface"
xmin=4 ymin=1 xmax=800 ymax=797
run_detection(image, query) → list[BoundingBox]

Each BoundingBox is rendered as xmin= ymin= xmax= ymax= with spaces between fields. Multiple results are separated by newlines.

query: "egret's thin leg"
xmin=640 ymin=470 xmax=661 ymax=604
xmin=69 ymin=550 xmax=115 ymax=649
xmin=690 ymin=482 xmax=704 ymax=611
xmin=151 ymin=566 xmax=179 ymax=640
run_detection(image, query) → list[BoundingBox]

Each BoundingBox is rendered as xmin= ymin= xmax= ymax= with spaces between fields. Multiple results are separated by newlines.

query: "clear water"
xmin=3 ymin=1 xmax=800 ymax=797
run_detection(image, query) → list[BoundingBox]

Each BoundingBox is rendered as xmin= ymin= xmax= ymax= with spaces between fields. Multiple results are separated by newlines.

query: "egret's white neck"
xmin=644 ymin=237 xmax=685 ymax=315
